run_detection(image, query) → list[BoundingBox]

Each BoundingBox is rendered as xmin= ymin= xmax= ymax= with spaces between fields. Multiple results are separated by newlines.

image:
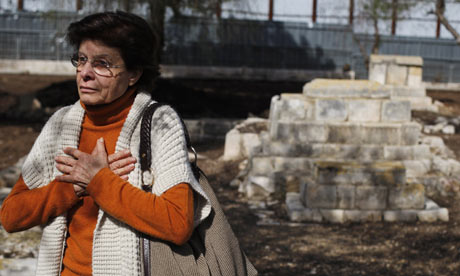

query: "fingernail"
xmin=99 ymin=137 xmax=104 ymax=142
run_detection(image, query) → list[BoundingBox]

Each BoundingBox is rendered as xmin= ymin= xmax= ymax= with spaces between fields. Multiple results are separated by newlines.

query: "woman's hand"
xmin=108 ymin=149 xmax=136 ymax=181
xmin=55 ymin=138 xmax=109 ymax=189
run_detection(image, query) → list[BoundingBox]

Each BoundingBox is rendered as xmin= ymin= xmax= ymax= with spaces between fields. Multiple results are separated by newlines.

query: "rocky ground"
xmin=1 ymin=87 xmax=460 ymax=275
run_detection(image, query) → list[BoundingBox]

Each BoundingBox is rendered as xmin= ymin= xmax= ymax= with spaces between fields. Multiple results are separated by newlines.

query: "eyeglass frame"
xmin=70 ymin=53 xmax=125 ymax=77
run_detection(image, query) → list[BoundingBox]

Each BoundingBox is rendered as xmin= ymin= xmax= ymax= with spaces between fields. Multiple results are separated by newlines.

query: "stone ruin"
xmin=229 ymin=55 xmax=455 ymax=223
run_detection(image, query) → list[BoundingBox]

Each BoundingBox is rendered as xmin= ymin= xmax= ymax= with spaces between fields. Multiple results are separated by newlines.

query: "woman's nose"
xmin=79 ymin=62 xmax=96 ymax=80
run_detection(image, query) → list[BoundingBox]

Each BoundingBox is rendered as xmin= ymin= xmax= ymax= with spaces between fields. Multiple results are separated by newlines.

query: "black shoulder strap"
xmin=139 ymin=102 xmax=195 ymax=173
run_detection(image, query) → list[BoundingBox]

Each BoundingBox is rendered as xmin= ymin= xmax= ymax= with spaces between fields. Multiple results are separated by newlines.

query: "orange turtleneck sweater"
xmin=0 ymin=88 xmax=194 ymax=276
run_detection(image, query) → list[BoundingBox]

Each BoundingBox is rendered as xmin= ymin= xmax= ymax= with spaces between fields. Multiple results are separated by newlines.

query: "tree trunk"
xmin=148 ymin=0 xmax=167 ymax=65
xmin=371 ymin=16 xmax=380 ymax=54
xmin=435 ymin=0 xmax=460 ymax=44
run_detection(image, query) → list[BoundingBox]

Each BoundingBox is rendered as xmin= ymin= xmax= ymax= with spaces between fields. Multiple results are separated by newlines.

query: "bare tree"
xmin=433 ymin=0 xmax=460 ymax=44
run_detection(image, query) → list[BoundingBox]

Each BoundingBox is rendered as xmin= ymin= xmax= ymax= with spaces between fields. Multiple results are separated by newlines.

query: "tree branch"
xmin=435 ymin=0 xmax=460 ymax=44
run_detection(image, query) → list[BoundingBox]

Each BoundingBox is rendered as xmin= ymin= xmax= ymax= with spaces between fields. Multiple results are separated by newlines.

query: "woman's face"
xmin=76 ymin=40 xmax=141 ymax=105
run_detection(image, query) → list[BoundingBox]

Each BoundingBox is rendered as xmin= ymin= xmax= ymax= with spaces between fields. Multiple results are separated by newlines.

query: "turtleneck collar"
xmin=80 ymin=86 xmax=137 ymax=126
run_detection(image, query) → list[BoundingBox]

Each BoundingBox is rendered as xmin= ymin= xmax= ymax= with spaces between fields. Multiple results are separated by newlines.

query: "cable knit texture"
xmin=21 ymin=90 xmax=211 ymax=276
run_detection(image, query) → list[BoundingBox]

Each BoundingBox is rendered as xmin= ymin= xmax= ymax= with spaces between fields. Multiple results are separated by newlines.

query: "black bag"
xmin=139 ymin=102 xmax=257 ymax=276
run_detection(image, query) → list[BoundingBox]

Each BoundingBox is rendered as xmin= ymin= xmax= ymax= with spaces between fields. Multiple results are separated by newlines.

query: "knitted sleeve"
xmin=21 ymin=106 xmax=72 ymax=189
xmin=148 ymin=105 xmax=211 ymax=226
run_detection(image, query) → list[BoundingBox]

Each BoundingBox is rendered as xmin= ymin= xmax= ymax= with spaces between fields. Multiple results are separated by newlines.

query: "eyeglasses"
xmin=70 ymin=54 xmax=124 ymax=77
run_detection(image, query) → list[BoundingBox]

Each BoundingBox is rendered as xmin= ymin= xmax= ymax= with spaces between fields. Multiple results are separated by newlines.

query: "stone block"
xmin=344 ymin=210 xmax=382 ymax=222
xmin=279 ymin=94 xmax=309 ymax=121
xmin=407 ymin=66 xmax=423 ymax=87
xmin=384 ymin=145 xmax=412 ymax=160
xmin=388 ymin=183 xmax=425 ymax=209
xmin=305 ymin=184 xmax=337 ymax=209
xmin=296 ymin=122 xmax=329 ymax=143
xmin=241 ymin=133 xmax=262 ymax=156
xmin=393 ymin=96 xmax=433 ymax=111
xmin=223 ymin=129 xmax=242 ymax=160
xmin=370 ymin=55 xmax=423 ymax=67
xmin=386 ymin=64 xmax=407 ymax=86
xmin=327 ymin=123 xmax=363 ymax=144
xmin=417 ymin=209 xmax=442 ymax=222
xmin=384 ymin=210 xmax=418 ymax=222
xmin=248 ymin=175 xmax=276 ymax=194
xmin=401 ymin=123 xmax=422 ymax=145
xmin=348 ymin=100 xmax=381 ymax=122
xmin=403 ymin=159 xmax=431 ymax=178
xmin=360 ymin=123 xmax=401 ymax=145
xmin=316 ymin=161 xmax=405 ymax=187
xmin=337 ymin=185 xmax=355 ymax=209
xmin=267 ymin=142 xmax=313 ymax=157
xmin=320 ymin=209 xmax=345 ymax=223
xmin=315 ymin=99 xmax=348 ymax=121
xmin=287 ymin=207 xmax=323 ymax=222
xmin=303 ymin=79 xmax=390 ymax=99
xmin=251 ymin=157 xmax=274 ymax=175
xmin=390 ymin=86 xmax=425 ymax=97
xmin=359 ymin=145 xmax=384 ymax=161
xmin=274 ymin=122 xmax=328 ymax=143
xmin=381 ymin=100 xmax=411 ymax=122
xmin=355 ymin=186 xmax=387 ymax=210
xmin=273 ymin=157 xmax=315 ymax=174
xmin=268 ymin=95 xmax=281 ymax=122
xmin=369 ymin=63 xmax=387 ymax=84
xmin=413 ymin=145 xmax=431 ymax=159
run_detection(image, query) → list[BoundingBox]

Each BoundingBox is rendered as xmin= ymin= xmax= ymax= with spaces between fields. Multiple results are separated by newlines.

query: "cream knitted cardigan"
xmin=21 ymin=90 xmax=211 ymax=276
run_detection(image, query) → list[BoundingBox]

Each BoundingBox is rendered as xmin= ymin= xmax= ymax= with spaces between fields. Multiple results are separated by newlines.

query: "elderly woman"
xmin=0 ymin=11 xmax=215 ymax=276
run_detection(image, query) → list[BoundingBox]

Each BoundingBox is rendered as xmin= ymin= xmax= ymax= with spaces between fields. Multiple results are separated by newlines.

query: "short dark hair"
xmin=67 ymin=11 xmax=159 ymax=90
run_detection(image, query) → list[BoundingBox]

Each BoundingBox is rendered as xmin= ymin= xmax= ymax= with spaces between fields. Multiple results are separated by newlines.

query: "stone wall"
xmin=235 ymin=78 xmax=450 ymax=223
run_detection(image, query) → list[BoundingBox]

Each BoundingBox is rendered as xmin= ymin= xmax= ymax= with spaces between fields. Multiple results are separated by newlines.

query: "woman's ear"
xmin=128 ymin=69 xmax=143 ymax=86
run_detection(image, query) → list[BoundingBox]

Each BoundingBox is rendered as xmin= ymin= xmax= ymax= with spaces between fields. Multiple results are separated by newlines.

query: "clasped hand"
xmin=55 ymin=137 xmax=136 ymax=196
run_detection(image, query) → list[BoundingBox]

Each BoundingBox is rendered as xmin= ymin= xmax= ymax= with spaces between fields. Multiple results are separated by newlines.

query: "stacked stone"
xmin=241 ymin=78 xmax=448 ymax=223
xmin=369 ymin=55 xmax=438 ymax=112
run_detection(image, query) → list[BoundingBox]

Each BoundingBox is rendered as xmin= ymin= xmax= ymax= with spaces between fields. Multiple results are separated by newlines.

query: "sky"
xmin=1 ymin=0 xmax=460 ymax=39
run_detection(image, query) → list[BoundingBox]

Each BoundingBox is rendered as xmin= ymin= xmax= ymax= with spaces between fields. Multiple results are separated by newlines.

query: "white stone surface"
xmin=348 ymin=100 xmax=381 ymax=122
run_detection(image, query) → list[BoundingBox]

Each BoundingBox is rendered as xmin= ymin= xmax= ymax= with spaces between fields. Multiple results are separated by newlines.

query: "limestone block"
xmin=369 ymin=63 xmax=387 ymax=84
xmin=388 ymin=183 xmax=425 ymax=209
xmin=268 ymin=95 xmax=281 ymax=122
xmin=315 ymin=99 xmax=348 ymax=121
xmin=316 ymin=161 xmax=405 ymax=187
xmin=355 ymin=186 xmax=387 ymax=209
xmin=305 ymin=184 xmax=337 ymax=209
xmin=359 ymin=145 xmax=384 ymax=161
xmin=432 ymin=156 xmax=451 ymax=175
xmin=273 ymin=157 xmax=315 ymax=174
xmin=390 ymin=86 xmax=425 ymax=97
xmin=320 ymin=209 xmax=345 ymax=223
xmin=223 ymin=129 xmax=242 ymax=160
xmin=273 ymin=122 xmax=328 ymax=143
xmin=384 ymin=210 xmax=417 ymax=222
xmin=337 ymin=185 xmax=355 ymax=209
xmin=407 ymin=66 xmax=422 ymax=87
xmin=279 ymin=95 xmax=308 ymax=121
xmin=247 ymin=175 xmax=276 ymax=196
xmin=381 ymin=100 xmax=411 ymax=122
xmin=344 ymin=210 xmax=382 ymax=222
xmin=287 ymin=207 xmax=323 ymax=222
xmin=393 ymin=96 xmax=433 ymax=111
xmin=303 ymin=79 xmax=390 ymax=99
xmin=448 ymin=158 xmax=460 ymax=175
xmin=251 ymin=157 xmax=274 ymax=175
xmin=384 ymin=145 xmax=430 ymax=160
xmin=403 ymin=159 xmax=431 ymax=178
xmin=386 ymin=64 xmax=407 ymax=86
xmin=327 ymin=123 xmax=363 ymax=144
xmin=401 ymin=123 xmax=422 ymax=145
xmin=360 ymin=123 xmax=401 ymax=145
xmin=241 ymin=133 xmax=262 ymax=156
xmin=370 ymin=55 xmax=423 ymax=67
xmin=384 ymin=145 xmax=412 ymax=160
xmin=417 ymin=209 xmax=444 ymax=222
xmin=267 ymin=142 xmax=313 ymax=157
xmin=413 ymin=145 xmax=431 ymax=159
xmin=296 ymin=122 xmax=329 ymax=143
xmin=348 ymin=100 xmax=381 ymax=122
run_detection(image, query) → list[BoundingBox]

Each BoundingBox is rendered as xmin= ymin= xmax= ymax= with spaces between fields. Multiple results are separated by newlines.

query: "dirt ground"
xmin=1 ymin=89 xmax=460 ymax=275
